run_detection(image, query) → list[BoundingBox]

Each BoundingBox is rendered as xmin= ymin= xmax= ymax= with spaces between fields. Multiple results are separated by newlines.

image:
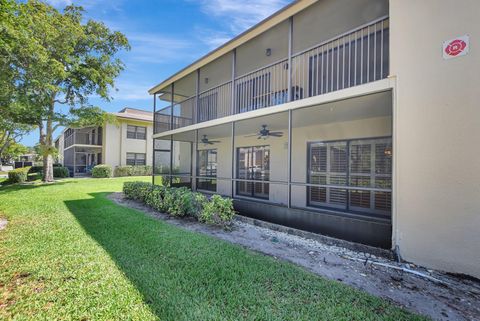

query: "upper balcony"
xmin=153 ymin=1 xmax=389 ymax=135
xmin=64 ymin=127 xmax=103 ymax=149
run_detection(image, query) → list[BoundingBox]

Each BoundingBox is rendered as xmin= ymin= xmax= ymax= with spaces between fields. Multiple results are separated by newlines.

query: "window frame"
xmin=127 ymin=125 xmax=147 ymax=140
xmin=126 ymin=152 xmax=146 ymax=166
xmin=196 ymin=148 xmax=218 ymax=192
xmin=236 ymin=145 xmax=270 ymax=200
xmin=306 ymin=136 xmax=392 ymax=217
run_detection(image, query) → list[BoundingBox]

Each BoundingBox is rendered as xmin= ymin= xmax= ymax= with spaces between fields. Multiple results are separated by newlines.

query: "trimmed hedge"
xmin=113 ymin=165 xmax=152 ymax=177
xmin=8 ymin=166 xmax=31 ymax=183
xmin=53 ymin=166 xmax=69 ymax=178
xmin=29 ymin=163 xmax=62 ymax=174
xmin=123 ymin=181 xmax=235 ymax=228
xmin=92 ymin=164 xmax=112 ymax=178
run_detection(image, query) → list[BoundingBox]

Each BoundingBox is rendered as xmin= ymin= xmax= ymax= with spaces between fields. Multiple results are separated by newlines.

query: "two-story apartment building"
xmin=55 ymin=108 xmax=155 ymax=176
xmin=149 ymin=0 xmax=480 ymax=278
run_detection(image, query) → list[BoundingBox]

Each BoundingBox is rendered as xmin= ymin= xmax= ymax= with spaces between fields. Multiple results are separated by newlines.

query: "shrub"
xmin=122 ymin=181 xmax=235 ymax=227
xmin=144 ymin=185 xmax=166 ymax=211
xmin=29 ymin=165 xmax=43 ymax=173
xmin=91 ymin=164 xmax=112 ymax=178
xmin=164 ymin=187 xmax=206 ymax=218
xmin=8 ymin=166 xmax=31 ymax=183
xmin=123 ymin=181 xmax=153 ymax=203
xmin=114 ymin=165 xmax=153 ymax=177
xmin=154 ymin=175 xmax=170 ymax=187
xmin=114 ymin=165 xmax=133 ymax=177
xmin=200 ymin=194 xmax=236 ymax=228
xmin=132 ymin=165 xmax=152 ymax=176
xmin=28 ymin=163 xmax=62 ymax=174
xmin=53 ymin=166 xmax=69 ymax=178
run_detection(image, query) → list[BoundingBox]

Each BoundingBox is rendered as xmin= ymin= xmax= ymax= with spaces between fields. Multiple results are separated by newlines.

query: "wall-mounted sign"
xmin=443 ymin=35 xmax=469 ymax=59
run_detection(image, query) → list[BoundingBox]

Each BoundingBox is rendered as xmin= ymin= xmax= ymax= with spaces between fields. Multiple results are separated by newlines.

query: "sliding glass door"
xmin=197 ymin=149 xmax=217 ymax=192
xmin=236 ymin=145 xmax=270 ymax=199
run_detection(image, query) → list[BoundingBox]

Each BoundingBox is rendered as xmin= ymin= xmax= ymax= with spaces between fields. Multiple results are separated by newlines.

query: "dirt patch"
xmin=0 ymin=218 xmax=7 ymax=231
xmin=108 ymin=192 xmax=480 ymax=321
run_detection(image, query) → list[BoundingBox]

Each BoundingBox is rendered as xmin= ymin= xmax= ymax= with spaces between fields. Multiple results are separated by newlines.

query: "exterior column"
xmin=169 ymin=135 xmax=173 ymax=186
xmin=170 ymin=83 xmax=175 ymax=130
xmin=231 ymin=49 xmax=236 ymax=115
xmin=231 ymin=121 xmax=235 ymax=198
xmin=287 ymin=109 xmax=292 ymax=208
xmin=170 ymin=83 xmax=174 ymax=186
xmin=192 ymin=130 xmax=198 ymax=191
xmin=152 ymin=93 xmax=156 ymax=185
xmin=287 ymin=16 xmax=293 ymax=102
xmin=195 ymin=69 xmax=200 ymax=124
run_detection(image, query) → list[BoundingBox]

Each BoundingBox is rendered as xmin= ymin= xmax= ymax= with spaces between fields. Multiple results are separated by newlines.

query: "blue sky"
xmin=21 ymin=0 xmax=291 ymax=146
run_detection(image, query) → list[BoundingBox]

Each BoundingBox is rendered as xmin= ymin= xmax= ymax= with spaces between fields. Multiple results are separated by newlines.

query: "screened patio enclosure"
xmin=153 ymin=91 xmax=393 ymax=247
xmin=64 ymin=146 xmax=102 ymax=177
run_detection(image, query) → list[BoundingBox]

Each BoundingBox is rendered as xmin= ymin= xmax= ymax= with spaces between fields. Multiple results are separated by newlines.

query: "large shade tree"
xmin=0 ymin=119 xmax=32 ymax=165
xmin=0 ymin=0 xmax=129 ymax=181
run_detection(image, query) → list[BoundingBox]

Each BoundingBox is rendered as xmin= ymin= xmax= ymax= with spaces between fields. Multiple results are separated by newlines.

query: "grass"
xmin=0 ymin=177 xmax=428 ymax=320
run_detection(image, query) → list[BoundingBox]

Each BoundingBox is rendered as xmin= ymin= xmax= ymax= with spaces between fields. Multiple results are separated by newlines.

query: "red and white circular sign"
xmin=443 ymin=35 xmax=469 ymax=59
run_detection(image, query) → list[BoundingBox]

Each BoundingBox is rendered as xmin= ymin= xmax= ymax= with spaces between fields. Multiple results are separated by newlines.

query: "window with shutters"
xmin=236 ymin=145 xmax=270 ymax=199
xmin=126 ymin=153 xmax=146 ymax=166
xmin=308 ymin=137 xmax=392 ymax=217
xmin=127 ymin=125 xmax=147 ymax=140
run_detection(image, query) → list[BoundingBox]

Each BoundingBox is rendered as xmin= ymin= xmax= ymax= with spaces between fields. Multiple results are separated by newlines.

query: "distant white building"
xmin=55 ymin=108 xmax=158 ymax=176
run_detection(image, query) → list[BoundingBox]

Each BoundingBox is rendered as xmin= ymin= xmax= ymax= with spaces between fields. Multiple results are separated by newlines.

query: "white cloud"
xmin=197 ymin=0 xmax=291 ymax=34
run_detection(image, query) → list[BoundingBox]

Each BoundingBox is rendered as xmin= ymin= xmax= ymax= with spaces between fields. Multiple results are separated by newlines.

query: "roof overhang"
xmin=148 ymin=0 xmax=316 ymax=95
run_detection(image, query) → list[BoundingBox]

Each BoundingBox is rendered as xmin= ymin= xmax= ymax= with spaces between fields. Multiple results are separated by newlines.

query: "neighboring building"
xmin=55 ymin=108 xmax=155 ymax=176
xmin=148 ymin=0 xmax=480 ymax=278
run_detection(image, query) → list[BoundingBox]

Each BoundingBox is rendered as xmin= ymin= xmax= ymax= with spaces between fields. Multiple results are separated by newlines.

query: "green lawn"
xmin=0 ymin=177 xmax=427 ymax=320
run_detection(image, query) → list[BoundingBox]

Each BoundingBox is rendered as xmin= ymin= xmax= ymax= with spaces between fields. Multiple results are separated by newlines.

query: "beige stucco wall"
xmin=199 ymin=52 xmax=232 ymax=92
xmin=236 ymin=20 xmax=289 ymax=77
xmin=292 ymin=0 xmax=388 ymax=55
xmin=103 ymin=119 xmax=153 ymax=168
xmin=391 ymin=0 xmax=480 ymax=278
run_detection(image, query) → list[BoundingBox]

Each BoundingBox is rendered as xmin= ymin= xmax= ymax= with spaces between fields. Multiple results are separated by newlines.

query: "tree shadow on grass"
xmin=64 ymin=192 xmax=424 ymax=321
xmin=0 ymin=181 xmax=71 ymax=195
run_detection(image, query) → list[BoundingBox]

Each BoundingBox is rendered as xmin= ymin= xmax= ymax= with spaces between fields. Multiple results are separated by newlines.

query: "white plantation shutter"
xmin=308 ymin=137 xmax=392 ymax=216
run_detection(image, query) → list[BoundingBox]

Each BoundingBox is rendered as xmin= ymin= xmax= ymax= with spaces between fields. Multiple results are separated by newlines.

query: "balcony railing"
xmin=64 ymin=129 xmax=103 ymax=148
xmin=155 ymin=17 xmax=389 ymax=134
xmin=198 ymin=81 xmax=232 ymax=122
xmin=292 ymin=18 xmax=389 ymax=98
xmin=235 ymin=59 xmax=289 ymax=113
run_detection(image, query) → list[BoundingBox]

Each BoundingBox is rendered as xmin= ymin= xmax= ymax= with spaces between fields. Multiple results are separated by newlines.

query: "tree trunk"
xmin=42 ymin=102 xmax=55 ymax=182
xmin=43 ymin=154 xmax=53 ymax=182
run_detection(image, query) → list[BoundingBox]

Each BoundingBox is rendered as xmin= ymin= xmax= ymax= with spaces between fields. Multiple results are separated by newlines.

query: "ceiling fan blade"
xmin=269 ymin=133 xmax=284 ymax=137
xmin=245 ymin=134 xmax=260 ymax=137
xmin=210 ymin=140 xmax=221 ymax=143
